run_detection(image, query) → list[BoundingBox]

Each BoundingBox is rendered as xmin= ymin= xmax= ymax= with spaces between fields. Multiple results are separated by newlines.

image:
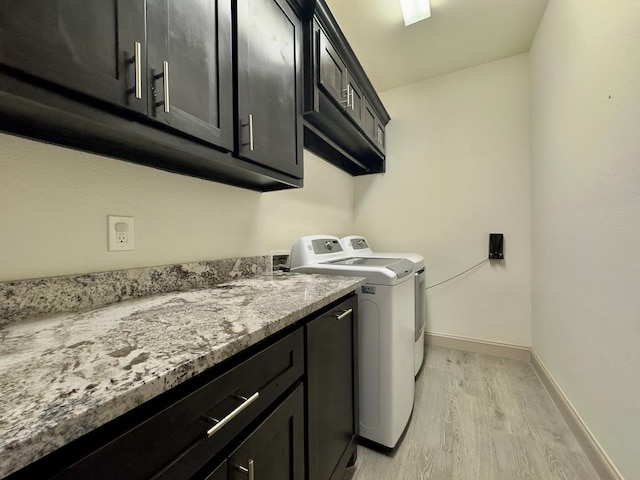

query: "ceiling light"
xmin=400 ymin=0 xmax=431 ymax=26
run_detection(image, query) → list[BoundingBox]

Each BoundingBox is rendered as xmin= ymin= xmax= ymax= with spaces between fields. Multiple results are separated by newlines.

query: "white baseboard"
xmin=425 ymin=332 xmax=624 ymax=479
xmin=426 ymin=332 xmax=531 ymax=361
xmin=530 ymin=349 xmax=625 ymax=480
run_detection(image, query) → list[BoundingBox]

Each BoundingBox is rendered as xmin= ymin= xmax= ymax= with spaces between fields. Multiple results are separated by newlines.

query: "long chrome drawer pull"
xmin=335 ymin=308 xmax=353 ymax=320
xmin=162 ymin=61 xmax=170 ymax=113
xmin=236 ymin=459 xmax=255 ymax=480
xmin=127 ymin=42 xmax=142 ymax=99
xmin=134 ymin=42 xmax=142 ymax=99
xmin=206 ymin=392 xmax=260 ymax=438
xmin=241 ymin=115 xmax=254 ymax=151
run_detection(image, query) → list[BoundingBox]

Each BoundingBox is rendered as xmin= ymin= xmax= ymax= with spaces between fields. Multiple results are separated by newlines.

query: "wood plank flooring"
xmin=347 ymin=346 xmax=600 ymax=480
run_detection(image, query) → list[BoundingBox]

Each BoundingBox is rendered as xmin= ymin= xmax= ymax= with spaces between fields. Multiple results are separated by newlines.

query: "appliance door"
xmin=414 ymin=268 xmax=426 ymax=341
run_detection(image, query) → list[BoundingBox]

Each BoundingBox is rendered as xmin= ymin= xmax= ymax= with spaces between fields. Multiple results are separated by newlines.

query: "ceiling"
xmin=325 ymin=0 xmax=549 ymax=92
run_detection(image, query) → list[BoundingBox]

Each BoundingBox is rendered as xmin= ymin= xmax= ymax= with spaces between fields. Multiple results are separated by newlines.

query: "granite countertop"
xmin=0 ymin=272 xmax=365 ymax=478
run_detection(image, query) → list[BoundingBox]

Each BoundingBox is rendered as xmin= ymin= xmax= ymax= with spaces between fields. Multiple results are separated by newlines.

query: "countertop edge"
xmin=0 ymin=275 xmax=365 ymax=478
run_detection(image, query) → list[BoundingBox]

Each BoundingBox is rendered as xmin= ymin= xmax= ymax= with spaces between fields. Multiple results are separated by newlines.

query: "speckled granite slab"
xmin=0 ymin=273 xmax=365 ymax=478
xmin=0 ymin=256 xmax=270 ymax=328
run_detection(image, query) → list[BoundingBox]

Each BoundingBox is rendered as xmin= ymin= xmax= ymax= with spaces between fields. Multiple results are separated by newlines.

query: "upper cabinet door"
xmin=363 ymin=98 xmax=377 ymax=142
xmin=236 ymin=0 xmax=303 ymax=179
xmin=364 ymin=97 xmax=384 ymax=153
xmin=345 ymin=73 xmax=364 ymax=128
xmin=0 ymin=0 xmax=147 ymax=114
xmin=146 ymin=0 xmax=233 ymax=150
xmin=376 ymin=120 xmax=386 ymax=153
xmin=317 ymin=29 xmax=347 ymax=109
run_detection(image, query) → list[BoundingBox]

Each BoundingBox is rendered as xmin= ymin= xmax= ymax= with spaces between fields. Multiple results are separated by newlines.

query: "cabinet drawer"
xmin=52 ymin=329 xmax=304 ymax=480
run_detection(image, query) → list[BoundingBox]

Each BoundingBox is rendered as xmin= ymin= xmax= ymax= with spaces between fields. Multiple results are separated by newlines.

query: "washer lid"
xmin=325 ymin=257 xmax=414 ymax=279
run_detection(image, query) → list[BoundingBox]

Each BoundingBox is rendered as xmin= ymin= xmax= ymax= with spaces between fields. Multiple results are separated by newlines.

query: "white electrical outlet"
xmin=108 ymin=216 xmax=135 ymax=251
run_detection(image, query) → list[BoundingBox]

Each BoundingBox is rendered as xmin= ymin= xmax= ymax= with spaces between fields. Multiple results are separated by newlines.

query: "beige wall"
xmin=354 ymin=54 xmax=532 ymax=346
xmin=0 ymin=133 xmax=355 ymax=281
xmin=531 ymin=1 xmax=640 ymax=478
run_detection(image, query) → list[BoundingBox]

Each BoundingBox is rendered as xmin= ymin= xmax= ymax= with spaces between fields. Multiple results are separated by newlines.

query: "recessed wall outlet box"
xmin=489 ymin=233 xmax=504 ymax=260
xmin=269 ymin=249 xmax=290 ymax=271
xmin=108 ymin=216 xmax=135 ymax=252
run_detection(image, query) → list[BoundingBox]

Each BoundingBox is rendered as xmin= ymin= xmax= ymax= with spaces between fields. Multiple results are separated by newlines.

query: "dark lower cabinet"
xmin=228 ymin=384 xmax=305 ymax=480
xmin=204 ymin=462 xmax=227 ymax=480
xmin=306 ymin=295 xmax=358 ymax=480
xmin=236 ymin=0 xmax=303 ymax=179
xmin=203 ymin=384 xmax=304 ymax=480
xmin=0 ymin=0 xmax=147 ymax=114
xmin=5 ymin=293 xmax=358 ymax=480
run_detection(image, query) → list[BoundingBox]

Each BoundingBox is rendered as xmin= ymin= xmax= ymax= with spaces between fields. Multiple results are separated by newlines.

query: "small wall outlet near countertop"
xmin=108 ymin=216 xmax=135 ymax=252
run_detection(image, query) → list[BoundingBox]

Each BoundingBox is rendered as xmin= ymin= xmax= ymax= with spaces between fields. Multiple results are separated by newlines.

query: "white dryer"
xmin=341 ymin=235 xmax=426 ymax=376
xmin=289 ymin=235 xmax=415 ymax=449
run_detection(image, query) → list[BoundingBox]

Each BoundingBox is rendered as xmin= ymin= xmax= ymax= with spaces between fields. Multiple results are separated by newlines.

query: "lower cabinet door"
xmin=203 ymin=462 xmax=227 ymax=480
xmin=229 ymin=384 xmax=304 ymax=480
xmin=306 ymin=296 xmax=358 ymax=480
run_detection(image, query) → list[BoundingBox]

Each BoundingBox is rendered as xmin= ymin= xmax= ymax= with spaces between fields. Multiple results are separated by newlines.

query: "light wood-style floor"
xmin=347 ymin=346 xmax=600 ymax=480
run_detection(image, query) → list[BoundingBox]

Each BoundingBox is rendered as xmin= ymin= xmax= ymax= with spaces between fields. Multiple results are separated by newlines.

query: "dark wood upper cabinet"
xmin=0 ymin=0 xmax=307 ymax=191
xmin=236 ymin=0 xmax=304 ymax=179
xmin=363 ymin=97 xmax=385 ymax=154
xmin=0 ymin=0 xmax=147 ymax=115
xmin=302 ymin=0 xmax=389 ymax=176
xmin=146 ymin=0 xmax=233 ymax=149
xmin=318 ymin=30 xmax=348 ymax=108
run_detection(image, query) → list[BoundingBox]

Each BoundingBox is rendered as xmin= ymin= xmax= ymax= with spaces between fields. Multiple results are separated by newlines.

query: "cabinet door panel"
xmin=307 ymin=297 xmax=358 ymax=480
xmin=318 ymin=30 xmax=347 ymax=108
xmin=346 ymin=75 xmax=364 ymax=127
xmin=236 ymin=0 xmax=303 ymax=178
xmin=147 ymin=0 xmax=233 ymax=149
xmin=203 ymin=461 xmax=227 ymax=480
xmin=363 ymin=98 xmax=376 ymax=141
xmin=0 ymin=0 xmax=146 ymax=114
xmin=376 ymin=121 xmax=386 ymax=152
xmin=229 ymin=384 xmax=304 ymax=480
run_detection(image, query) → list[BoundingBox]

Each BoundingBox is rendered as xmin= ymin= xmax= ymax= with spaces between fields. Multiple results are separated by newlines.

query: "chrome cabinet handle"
xmin=153 ymin=61 xmax=170 ymax=114
xmin=162 ymin=61 xmax=170 ymax=113
xmin=242 ymin=115 xmax=254 ymax=151
xmin=341 ymin=87 xmax=349 ymax=107
xmin=236 ymin=459 xmax=255 ymax=480
xmin=205 ymin=392 xmax=259 ymax=438
xmin=335 ymin=308 xmax=353 ymax=320
xmin=248 ymin=114 xmax=254 ymax=151
xmin=134 ymin=42 xmax=142 ymax=99
xmin=127 ymin=42 xmax=142 ymax=99
xmin=349 ymin=86 xmax=355 ymax=110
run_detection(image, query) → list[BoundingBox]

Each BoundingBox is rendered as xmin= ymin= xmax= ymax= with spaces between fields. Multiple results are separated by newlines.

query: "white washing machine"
xmin=289 ymin=235 xmax=415 ymax=449
xmin=341 ymin=235 xmax=426 ymax=376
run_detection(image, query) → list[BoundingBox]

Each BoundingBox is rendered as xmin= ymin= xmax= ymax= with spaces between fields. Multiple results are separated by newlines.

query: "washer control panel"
xmin=312 ymin=238 xmax=343 ymax=255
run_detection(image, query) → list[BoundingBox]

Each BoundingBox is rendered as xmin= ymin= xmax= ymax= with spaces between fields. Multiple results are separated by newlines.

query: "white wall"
xmin=0 ymin=133 xmax=355 ymax=281
xmin=530 ymin=1 xmax=640 ymax=478
xmin=354 ymin=54 xmax=531 ymax=346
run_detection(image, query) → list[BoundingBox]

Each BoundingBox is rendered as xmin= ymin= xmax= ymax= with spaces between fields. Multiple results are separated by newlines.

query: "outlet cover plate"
xmin=108 ymin=216 xmax=135 ymax=252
